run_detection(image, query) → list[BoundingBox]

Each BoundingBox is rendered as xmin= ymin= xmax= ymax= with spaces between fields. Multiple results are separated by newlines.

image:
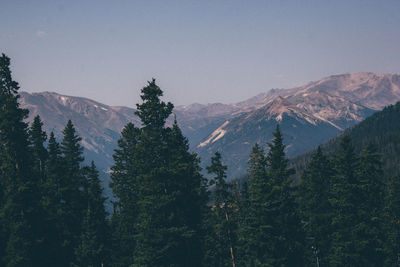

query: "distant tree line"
xmin=0 ymin=53 xmax=399 ymax=266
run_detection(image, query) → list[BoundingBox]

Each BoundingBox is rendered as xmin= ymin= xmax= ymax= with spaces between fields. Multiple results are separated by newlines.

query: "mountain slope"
xmin=19 ymin=72 xmax=400 ymax=180
xmin=195 ymin=96 xmax=342 ymax=177
xmin=20 ymin=91 xmax=140 ymax=173
xmin=292 ymin=101 xmax=400 ymax=180
xmin=195 ymin=72 xmax=400 ymax=177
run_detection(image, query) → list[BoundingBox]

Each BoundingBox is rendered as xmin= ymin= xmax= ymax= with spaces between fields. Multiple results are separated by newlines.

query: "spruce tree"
xmin=0 ymin=54 xmax=45 ymax=267
xmin=206 ymin=152 xmax=238 ymax=267
xmin=29 ymin=115 xmax=48 ymax=179
xmin=241 ymin=143 xmax=268 ymax=266
xmin=110 ymin=79 xmax=206 ymax=266
xmin=59 ymin=120 xmax=86 ymax=265
xmin=264 ymin=125 xmax=305 ymax=266
xmin=329 ymin=135 xmax=361 ymax=266
xmin=73 ymin=161 xmax=109 ymax=267
xmin=386 ymin=175 xmax=400 ymax=266
xmin=42 ymin=132 xmax=64 ymax=266
xmin=299 ymin=146 xmax=334 ymax=266
xmin=357 ymin=144 xmax=386 ymax=265
xmin=110 ymin=123 xmax=140 ymax=267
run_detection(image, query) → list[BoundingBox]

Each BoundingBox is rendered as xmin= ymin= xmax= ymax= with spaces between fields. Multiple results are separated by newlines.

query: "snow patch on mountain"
xmin=198 ymin=121 xmax=229 ymax=147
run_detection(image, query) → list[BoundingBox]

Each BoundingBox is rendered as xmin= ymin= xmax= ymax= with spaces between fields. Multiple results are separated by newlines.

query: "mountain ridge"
xmin=19 ymin=72 xmax=400 ymax=178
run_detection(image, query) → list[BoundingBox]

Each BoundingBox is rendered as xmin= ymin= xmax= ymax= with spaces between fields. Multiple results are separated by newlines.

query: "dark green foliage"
xmin=58 ymin=120 xmax=86 ymax=265
xmin=0 ymin=54 xmax=47 ymax=267
xmin=242 ymin=126 xmax=305 ymax=266
xmin=73 ymin=162 xmax=109 ymax=267
xmin=29 ymin=115 xmax=48 ymax=178
xmin=110 ymin=79 xmax=206 ymax=266
xmin=41 ymin=132 xmax=65 ymax=266
xmin=239 ymin=143 xmax=267 ymax=266
xmin=356 ymin=144 xmax=386 ymax=265
xmin=298 ymin=147 xmax=334 ymax=266
xmin=328 ymin=136 xmax=361 ymax=266
xmin=263 ymin=125 xmax=305 ymax=266
xmin=386 ymin=175 xmax=400 ymax=266
xmin=205 ymin=152 xmax=238 ymax=267
xmin=110 ymin=123 xmax=140 ymax=266
xmin=328 ymin=137 xmax=386 ymax=266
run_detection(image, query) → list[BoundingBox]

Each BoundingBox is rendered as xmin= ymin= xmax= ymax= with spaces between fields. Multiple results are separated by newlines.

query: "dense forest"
xmin=1 ymin=53 xmax=399 ymax=266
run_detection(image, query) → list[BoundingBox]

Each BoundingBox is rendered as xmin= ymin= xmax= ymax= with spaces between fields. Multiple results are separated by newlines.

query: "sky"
xmin=1 ymin=0 xmax=400 ymax=107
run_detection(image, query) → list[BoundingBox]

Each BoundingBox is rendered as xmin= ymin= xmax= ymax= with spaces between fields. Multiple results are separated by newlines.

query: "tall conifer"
xmin=41 ymin=132 xmax=64 ymax=266
xmin=206 ymin=152 xmax=238 ymax=267
xmin=264 ymin=125 xmax=305 ymax=266
xmin=59 ymin=120 xmax=86 ymax=265
xmin=0 ymin=54 xmax=45 ymax=267
xmin=110 ymin=79 xmax=205 ymax=266
xmin=73 ymin=161 xmax=109 ymax=267
xmin=110 ymin=123 xmax=140 ymax=266
xmin=357 ymin=144 xmax=386 ymax=265
xmin=329 ymin=135 xmax=361 ymax=266
xmin=386 ymin=175 xmax=400 ymax=266
xmin=299 ymin=146 xmax=334 ymax=266
xmin=29 ymin=115 xmax=48 ymax=179
xmin=242 ymin=143 xmax=268 ymax=266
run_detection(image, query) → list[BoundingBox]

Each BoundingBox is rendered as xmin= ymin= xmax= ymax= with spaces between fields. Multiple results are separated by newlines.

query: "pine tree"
xmin=235 ymin=179 xmax=250 ymax=266
xmin=41 ymin=132 xmax=64 ymax=266
xmin=59 ymin=120 xmax=86 ymax=265
xmin=132 ymin=80 xmax=175 ymax=266
xmin=356 ymin=144 xmax=386 ymax=266
xmin=241 ymin=143 xmax=268 ymax=266
xmin=264 ymin=125 xmax=305 ymax=266
xmin=110 ymin=123 xmax=140 ymax=267
xmin=29 ymin=115 xmax=48 ymax=179
xmin=299 ymin=146 xmax=334 ymax=266
xmin=110 ymin=79 xmax=206 ymax=266
xmin=206 ymin=152 xmax=238 ymax=267
xmin=386 ymin=175 xmax=400 ymax=266
xmin=329 ymin=135 xmax=361 ymax=266
xmin=0 ymin=54 xmax=45 ymax=267
xmin=73 ymin=161 xmax=109 ymax=267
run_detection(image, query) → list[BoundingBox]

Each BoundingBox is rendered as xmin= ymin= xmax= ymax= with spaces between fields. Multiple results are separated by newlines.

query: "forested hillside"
xmin=292 ymin=102 xmax=400 ymax=180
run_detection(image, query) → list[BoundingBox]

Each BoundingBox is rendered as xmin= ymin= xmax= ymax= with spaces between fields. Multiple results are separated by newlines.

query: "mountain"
xmin=19 ymin=72 xmax=400 ymax=180
xmin=20 ymin=91 xmax=140 ymax=173
xmin=195 ymin=96 xmax=342 ymax=176
xmin=195 ymin=72 xmax=400 ymax=177
xmin=291 ymin=101 xmax=400 ymax=180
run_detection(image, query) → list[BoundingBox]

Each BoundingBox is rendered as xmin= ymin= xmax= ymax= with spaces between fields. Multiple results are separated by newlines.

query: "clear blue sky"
xmin=1 ymin=0 xmax=400 ymax=107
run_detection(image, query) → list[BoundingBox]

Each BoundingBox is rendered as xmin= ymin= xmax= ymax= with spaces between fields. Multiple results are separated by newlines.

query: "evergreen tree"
xmin=356 ymin=144 xmax=386 ymax=266
xmin=58 ymin=120 xmax=86 ymax=266
xmin=264 ymin=125 xmax=305 ymax=266
xmin=110 ymin=79 xmax=206 ymax=266
xmin=329 ymin=135 xmax=361 ymax=266
xmin=0 ymin=54 xmax=45 ymax=267
xmin=386 ymin=175 xmax=400 ymax=266
xmin=241 ymin=143 xmax=268 ymax=266
xmin=299 ymin=147 xmax=334 ymax=266
xmin=110 ymin=123 xmax=140 ymax=267
xmin=41 ymin=132 xmax=65 ymax=266
xmin=206 ymin=152 xmax=238 ymax=267
xmin=73 ymin=161 xmax=109 ymax=267
xmin=29 ymin=115 xmax=48 ymax=179
xmin=235 ymin=179 xmax=250 ymax=266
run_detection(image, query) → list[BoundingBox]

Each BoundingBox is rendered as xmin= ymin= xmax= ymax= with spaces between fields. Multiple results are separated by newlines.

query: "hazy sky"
xmin=1 ymin=0 xmax=400 ymax=107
